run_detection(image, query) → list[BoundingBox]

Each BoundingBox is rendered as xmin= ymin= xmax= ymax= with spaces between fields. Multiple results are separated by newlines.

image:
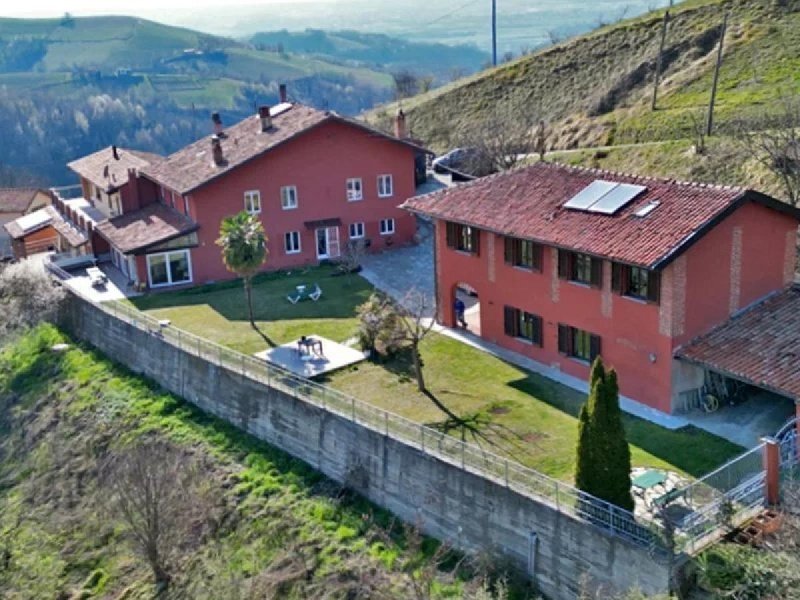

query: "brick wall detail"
xmin=729 ymin=227 xmax=743 ymax=315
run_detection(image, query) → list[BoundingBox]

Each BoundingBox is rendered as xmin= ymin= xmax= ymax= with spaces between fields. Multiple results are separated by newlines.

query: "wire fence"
xmin=77 ymin=293 xmax=669 ymax=553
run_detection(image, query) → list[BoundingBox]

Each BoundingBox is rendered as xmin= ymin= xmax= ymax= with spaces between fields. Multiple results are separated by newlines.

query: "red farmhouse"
xmin=58 ymin=91 xmax=424 ymax=290
xmin=403 ymin=162 xmax=800 ymax=415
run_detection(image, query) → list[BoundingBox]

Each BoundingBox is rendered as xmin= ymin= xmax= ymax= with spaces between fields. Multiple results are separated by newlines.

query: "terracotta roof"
xmin=676 ymin=286 xmax=800 ymax=400
xmin=94 ymin=203 xmax=198 ymax=254
xmin=3 ymin=206 xmax=88 ymax=247
xmin=402 ymin=163 xmax=800 ymax=269
xmin=0 ymin=188 xmax=49 ymax=213
xmin=68 ymin=146 xmax=162 ymax=193
xmin=141 ymin=104 xmax=428 ymax=195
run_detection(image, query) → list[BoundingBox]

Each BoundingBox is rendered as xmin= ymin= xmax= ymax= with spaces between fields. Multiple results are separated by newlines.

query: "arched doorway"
xmin=452 ymin=282 xmax=481 ymax=335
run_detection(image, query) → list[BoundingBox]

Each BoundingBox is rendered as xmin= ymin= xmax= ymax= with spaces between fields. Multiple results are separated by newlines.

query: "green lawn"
xmin=129 ymin=265 xmax=743 ymax=481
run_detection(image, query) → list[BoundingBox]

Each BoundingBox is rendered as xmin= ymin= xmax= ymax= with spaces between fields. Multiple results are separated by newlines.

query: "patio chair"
xmin=309 ymin=283 xmax=322 ymax=302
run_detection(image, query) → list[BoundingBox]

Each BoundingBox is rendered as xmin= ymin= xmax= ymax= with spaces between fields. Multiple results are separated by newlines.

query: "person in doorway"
xmin=454 ymin=297 xmax=467 ymax=328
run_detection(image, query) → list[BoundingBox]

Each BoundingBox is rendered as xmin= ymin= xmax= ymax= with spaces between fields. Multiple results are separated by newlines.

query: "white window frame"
xmin=284 ymin=231 xmax=301 ymax=254
xmin=377 ymin=174 xmax=393 ymax=198
xmin=346 ymin=178 xmax=363 ymax=202
xmin=183 ymin=195 xmax=190 ymax=217
xmin=349 ymin=222 xmax=365 ymax=239
xmin=281 ymin=185 xmax=298 ymax=210
xmin=379 ymin=218 xmax=395 ymax=236
xmin=244 ymin=190 xmax=262 ymax=215
xmin=146 ymin=249 xmax=193 ymax=288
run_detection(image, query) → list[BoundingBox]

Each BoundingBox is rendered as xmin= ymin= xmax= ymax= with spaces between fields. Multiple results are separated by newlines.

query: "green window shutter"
xmin=647 ymin=270 xmax=661 ymax=304
xmin=504 ymin=237 xmax=513 ymax=264
xmin=611 ymin=262 xmax=622 ymax=294
xmin=534 ymin=315 xmax=544 ymax=346
xmin=590 ymin=258 xmax=603 ymax=288
xmin=557 ymin=324 xmax=570 ymax=354
xmin=445 ymin=222 xmax=456 ymax=248
xmin=589 ymin=334 xmax=602 ymax=361
xmin=503 ymin=306 xmax=517 ymax=336
xmin=532 ymin=243 xmax=544 ymax=271
xmin=557 ymin=250 xmax=570 ymax=280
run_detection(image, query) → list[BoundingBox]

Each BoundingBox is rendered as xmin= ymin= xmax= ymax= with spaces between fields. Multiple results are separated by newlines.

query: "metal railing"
xmin=674 ymin=443 xmax=766 ymax=554
xmin=75 ymin=291 xmax=668 ymax=553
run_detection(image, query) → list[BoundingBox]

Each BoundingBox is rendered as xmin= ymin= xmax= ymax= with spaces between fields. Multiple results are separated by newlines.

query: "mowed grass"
xmin=129 ymin=265 xmax=743 ymax=482
xmin=129 ymin=265 xmax=374 ymax=354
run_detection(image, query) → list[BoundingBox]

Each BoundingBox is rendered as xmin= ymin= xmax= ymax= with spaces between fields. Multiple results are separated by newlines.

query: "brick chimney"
xmin=258 ymin=105 xmax=273 ymax=132
xmin=211 ymin=135 xmax=225 ymax=166
xmin=211 ymin=112 xmax=223 ymax=135
xmin=394 ymin=109 xmax=407 ymax=139
xmin=112 ymin=145 xmax=120 ymax=160
xmin=279 ymin=83 xmax=288 ymax=104
xmin=126 ymin=167 xmax=140 ymax=211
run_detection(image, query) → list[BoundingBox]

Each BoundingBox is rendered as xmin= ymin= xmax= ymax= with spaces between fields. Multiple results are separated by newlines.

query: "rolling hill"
xmin=366 ymin=0 xmax=800 ymax=161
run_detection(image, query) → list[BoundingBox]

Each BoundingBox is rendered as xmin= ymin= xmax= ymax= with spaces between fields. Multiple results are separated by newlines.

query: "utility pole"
xmin=651 ymin=10 xmax=670 ymax=110
xmin=706 ymin=11 xmax=729 ymax=137
xmin=492 ymin=0 xmax=497 ymax=66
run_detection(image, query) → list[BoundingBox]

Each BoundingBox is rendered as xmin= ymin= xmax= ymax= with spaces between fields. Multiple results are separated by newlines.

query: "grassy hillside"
xmin=367 ymin=0 xmax=800 ymax=153
xmin=0 ymin=324 xmax=531 ymax=599
xmin=0 ymin=15 xmax=393 ymax=111
xmin=249 ymin=29 xmax=488 ymax=81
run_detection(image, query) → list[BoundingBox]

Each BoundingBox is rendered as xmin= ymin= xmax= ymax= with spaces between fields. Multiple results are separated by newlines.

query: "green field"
xmin=129 ymin=266 xmax=743 ymax=482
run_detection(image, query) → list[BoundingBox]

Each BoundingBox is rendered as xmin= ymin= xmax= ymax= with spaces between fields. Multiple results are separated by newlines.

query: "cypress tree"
xmin=575 ymin=358 xmax=634 ymax=512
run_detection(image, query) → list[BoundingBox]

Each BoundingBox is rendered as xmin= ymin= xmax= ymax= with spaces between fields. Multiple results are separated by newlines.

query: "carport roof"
xmin=676 ymin=285 xmax=800 ymax=400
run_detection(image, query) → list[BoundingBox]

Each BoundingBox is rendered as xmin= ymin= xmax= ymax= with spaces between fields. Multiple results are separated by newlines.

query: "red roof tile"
xmin=68 ymin=146 xmax=162 ymax=193
xmin=141 ymin=104 xmax=428 ymax=195
xmin=402 ymin=163 xmax=800 ymax=268
xmin=94 ymin=203 xmax=198 ymax=254
xmin=0 ymin=188 xmax=49 ymax=213
xmin=677 ymin=286 xmax=800 ymax=400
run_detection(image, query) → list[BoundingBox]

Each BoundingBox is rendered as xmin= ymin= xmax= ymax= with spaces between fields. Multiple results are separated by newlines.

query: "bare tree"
xmin=335 ymin=239 xmax=367 ymax=276
xmin=102 ymin=439 xmax=214 ymax=590
xmin=0 ymin=259 xmax=65 ymax=340
xmin=392 ymin=70 xmax=420 ymax=100
xmin=395 ymin=289 xmax=437 ymax=393
xmin=734 ymin=95 xmax=800 ymax=206
xmin=456 ymin=100 xmax=546 ymax=175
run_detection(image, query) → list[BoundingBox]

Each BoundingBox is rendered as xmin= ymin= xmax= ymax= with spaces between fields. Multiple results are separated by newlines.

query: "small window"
xmin=346 ymin=178 xmax=363 ymax=202
xmin=284 ymin=231 xmax=301 ymax=254
xmin=503 ymin=306 xmax=543 ymax=346
xmin=445 ymin=222 xmax=480 ymax=255
xmin=504 ymin=237 xmax=543 ymax=271
xmin=183 ymin=195 xmax=190 ymax=217
xmin=281 ymin=186 xmax=298 ymax=210
xmin=558 ymin=250 xmax=602 ymax=287
xmin=379 ymin=218 xmax=395 ymax=235
xmin=244 ymin=190 xmax=261 ymax=215
xmin=349 ymin=222 xmax=365 ymax=239
xmin=612 ymin=263 xmax=661 ymax=303
xmin=558 ymin=324 xmax=601 ymax=363
xmin=377 ymin=174 xmax=393 ymax=198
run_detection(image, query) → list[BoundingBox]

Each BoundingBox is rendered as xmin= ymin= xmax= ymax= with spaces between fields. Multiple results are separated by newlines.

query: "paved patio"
xmin=360 ymin=218 xmax=435 ymax=316
xmin=255 ymin=336 xmax=367 ymax=378
xmin=61 ymin=263 xmax=140 ymax=302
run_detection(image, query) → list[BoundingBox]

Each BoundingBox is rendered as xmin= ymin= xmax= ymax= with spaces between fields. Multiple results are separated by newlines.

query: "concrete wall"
xmin=64 ymin=296 xmax=673 ymax=599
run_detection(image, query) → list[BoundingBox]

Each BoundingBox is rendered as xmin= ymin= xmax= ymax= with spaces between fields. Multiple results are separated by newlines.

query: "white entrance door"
xmin=127 ymin=256 xmax=138 ymax=284
xmin=316 ymin=227 xmax=341 ymax=259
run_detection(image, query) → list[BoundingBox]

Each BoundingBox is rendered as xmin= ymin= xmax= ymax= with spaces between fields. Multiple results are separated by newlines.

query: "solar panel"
xmin=563 ymin=180 xmax=617 ymax=210
xmin=589 ymin=183 xmax=647 ymax=215
xmin=563 ymin=180 xmax=648 ymax=215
